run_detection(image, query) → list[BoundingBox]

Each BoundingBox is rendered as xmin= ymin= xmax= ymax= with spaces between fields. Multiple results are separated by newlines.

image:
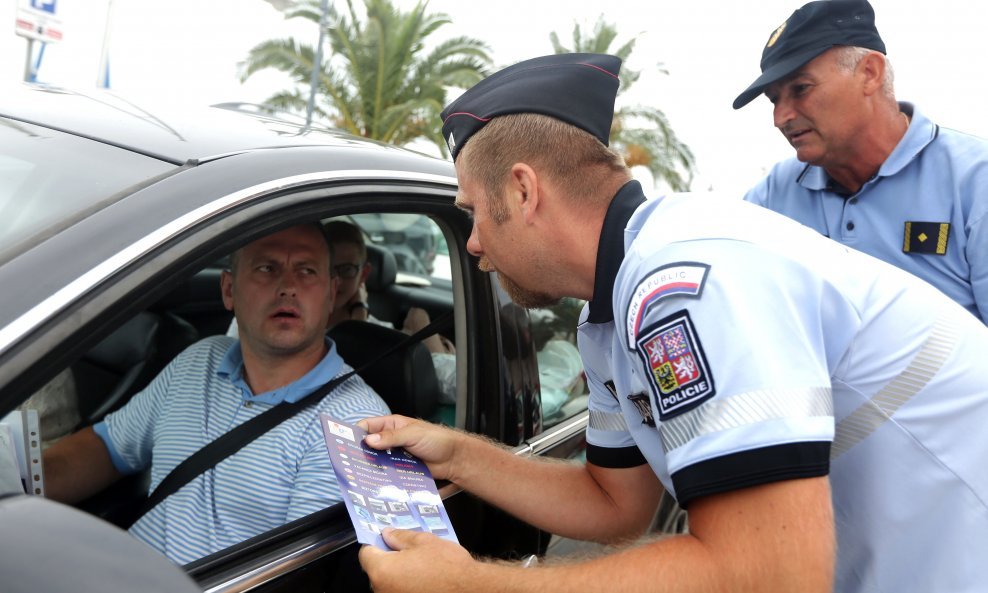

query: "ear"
xmin=360 ymin=262 xmax=372 ymax=284
xmin=510 ymin=163 xmax=540 ymax=224
xmin=221 ymin=270 xmax=235 ymax=312
xmin=857 ymin=51 xmax=886 ymax=96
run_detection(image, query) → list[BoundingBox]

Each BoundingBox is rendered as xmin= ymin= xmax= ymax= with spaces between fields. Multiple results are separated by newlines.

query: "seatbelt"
xmin=122 ymin=312 xmax=452 ymax=529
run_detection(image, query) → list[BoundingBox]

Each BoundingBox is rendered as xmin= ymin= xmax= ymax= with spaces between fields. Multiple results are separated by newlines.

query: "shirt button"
xmin=848 ymin=198 xmax=858 ymax=205
xmin=245 ymin=401 xmax=253 ymax=408
xmin=846 ymin=222 xmax=855 ymax=231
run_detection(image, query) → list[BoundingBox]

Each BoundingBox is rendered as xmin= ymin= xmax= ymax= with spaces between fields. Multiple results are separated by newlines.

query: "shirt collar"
xmin=798 ymin=102 xmax=937 ymax=192
xmin=217 ymin=337 xmax=345 ymax=404
xmin=586 ymin=180 xmax=647 ymax=324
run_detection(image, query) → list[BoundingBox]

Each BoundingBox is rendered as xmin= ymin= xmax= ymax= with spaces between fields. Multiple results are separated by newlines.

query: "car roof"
xmin=0 ymin=83 xmax=417 ymax=164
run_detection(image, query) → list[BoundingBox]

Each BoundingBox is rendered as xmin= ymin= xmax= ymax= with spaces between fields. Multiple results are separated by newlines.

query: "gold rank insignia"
xmin=767 ymin=21 xmax=787 ymax=47
xmin=903 ymin=221 xmax=950 ymax=255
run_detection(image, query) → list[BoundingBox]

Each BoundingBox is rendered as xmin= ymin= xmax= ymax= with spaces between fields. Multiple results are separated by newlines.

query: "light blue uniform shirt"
xmin=582 ymin=181 xmax=988 ymax=593
xmin=745 ymin=103 xmax=988 ymax=322
xmin=94 ymin=335 xmax=390 ymax=564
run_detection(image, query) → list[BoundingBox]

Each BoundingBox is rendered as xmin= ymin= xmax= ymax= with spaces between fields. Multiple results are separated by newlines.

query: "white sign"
xmin=15 ymin=0 xmax=63 ymax=44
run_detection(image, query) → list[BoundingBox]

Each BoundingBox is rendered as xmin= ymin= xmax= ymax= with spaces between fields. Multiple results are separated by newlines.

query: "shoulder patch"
xmin=635 ymin=309 xmax=715 ymax=421
xmin=626 ymin=262 xmax=709 ymax=350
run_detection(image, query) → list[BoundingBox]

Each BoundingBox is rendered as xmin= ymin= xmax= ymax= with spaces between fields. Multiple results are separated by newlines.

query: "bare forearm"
xmin=360 ymin=415 xmax=661 ymax=542
xmin=43 ymin=427 xmax=122 ymax=503
xmin=435 ymin=480 xmax=834 ymax=593
xmin=449 ymin=433 xmax=660 ymax=542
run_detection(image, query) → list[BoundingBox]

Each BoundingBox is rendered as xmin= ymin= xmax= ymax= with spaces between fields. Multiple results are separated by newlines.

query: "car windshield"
xmin=0 ymin=118 xmax=173 ymax=265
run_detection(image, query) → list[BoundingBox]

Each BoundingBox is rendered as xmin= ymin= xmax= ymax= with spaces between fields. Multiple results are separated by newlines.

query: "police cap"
xmin=733 ymin=0 xmax=886 ymax=109
xmin=440 ymin=53 xmax=622 ymax=161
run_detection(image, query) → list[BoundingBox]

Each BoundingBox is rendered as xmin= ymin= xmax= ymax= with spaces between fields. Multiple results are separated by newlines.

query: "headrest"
xmin=364 ymin=244 xmax=397 ymax=292
xmin=329 ymin=320 xmax=439 ymax=419
xmin=85 ymin=312 xmax=161 ymax=371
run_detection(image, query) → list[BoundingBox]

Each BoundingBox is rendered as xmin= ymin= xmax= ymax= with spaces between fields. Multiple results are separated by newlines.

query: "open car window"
xmin=11 ymin=204 xmax=462 ymax=572
xmin=0 ymin=86 xmax=568 ymax=592
xmin=530 ymin=298 xmax=590 ymax=429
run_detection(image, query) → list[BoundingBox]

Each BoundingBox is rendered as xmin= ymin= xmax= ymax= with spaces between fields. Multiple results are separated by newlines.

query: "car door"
xmin=0 ymin=147 xmax=554 ymax=591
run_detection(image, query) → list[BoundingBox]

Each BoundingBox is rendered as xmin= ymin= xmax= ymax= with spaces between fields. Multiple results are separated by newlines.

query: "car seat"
xmin=328 ymin=320 xmax=440 ymax=421
xmin=73 ymin=311 xmax=199 ymax=427
xmin=364 ymin=243 xmax=402 ymax=324
xmin=364 ymin=243 xmax=398 ymax=291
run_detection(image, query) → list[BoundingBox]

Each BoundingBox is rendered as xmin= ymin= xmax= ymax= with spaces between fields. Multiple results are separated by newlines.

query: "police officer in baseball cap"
xmin=733 ymin=0 xmax=885 ymax=109
xmin=735 ymin=0 xmax=988 ymax=324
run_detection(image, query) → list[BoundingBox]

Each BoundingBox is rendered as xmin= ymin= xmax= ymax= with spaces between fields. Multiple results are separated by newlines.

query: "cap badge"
xmin=447 ymin=132 xmax=456 ymax=152
xmin=766 ymin=21 xmax=787 ymax=47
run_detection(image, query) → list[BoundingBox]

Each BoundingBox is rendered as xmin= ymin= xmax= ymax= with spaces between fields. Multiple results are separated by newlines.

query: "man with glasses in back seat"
xmin=325 ymin=220 xmax=456 ymax=405
xmin=42 ymin=223 xmax=390 ymax=564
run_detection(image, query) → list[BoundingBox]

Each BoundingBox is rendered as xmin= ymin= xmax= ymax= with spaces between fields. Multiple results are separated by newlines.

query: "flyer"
xmin=320 ymin=414 xmax=458 ymax=550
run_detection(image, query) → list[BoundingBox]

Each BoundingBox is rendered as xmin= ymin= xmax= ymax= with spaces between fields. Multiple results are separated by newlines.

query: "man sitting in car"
xmin=42 ymin=223 xmax=390 ymax=564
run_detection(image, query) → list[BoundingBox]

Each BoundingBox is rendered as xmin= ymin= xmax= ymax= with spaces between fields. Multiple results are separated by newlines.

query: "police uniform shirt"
xmin=745 ymin=102 xmax=988 ymax=323
xmin=581 ymin=180 xmax=988 ymax=593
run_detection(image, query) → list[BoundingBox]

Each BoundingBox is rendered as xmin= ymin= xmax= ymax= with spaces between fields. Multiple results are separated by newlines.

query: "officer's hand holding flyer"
xmin=320 ymin=414 xmax=458 ymax=550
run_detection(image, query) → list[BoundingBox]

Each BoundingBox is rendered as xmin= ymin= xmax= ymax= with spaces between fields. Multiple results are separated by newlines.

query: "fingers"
xmin=381 ymin=527 xmax=436 ymax=551
xmin=360 ymin=415 xmax=428 ymax=451
xmin=357 ymin=414 xmax=412 ymax=434
xmin=356 ymin=530 xmax=437 ymax=573
xmin=359 ymin=543 xmax=386 ymax=564
xmin=364 ymin=422 xmax=421 ymax=450
xmin=358 ymin=416 xmax=457 ymax=479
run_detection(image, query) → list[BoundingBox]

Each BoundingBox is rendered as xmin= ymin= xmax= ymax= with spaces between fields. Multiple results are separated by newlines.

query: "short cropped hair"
xmin=228 ymin=222 xmax=334 ymax=275
xmin=323 ymin=220 xmax=367 ymax=262
xmin=459 ymin=113 xmax=630 ymax=223
xmin=834 ymin=46 xmax=895 ymax=99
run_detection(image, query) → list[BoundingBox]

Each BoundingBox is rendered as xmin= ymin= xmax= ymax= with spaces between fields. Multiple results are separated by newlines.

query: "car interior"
xmin=17 ymin=213 xmax=458 ymax=532
xmin=5 ymin=205 xmax=608 ymax=581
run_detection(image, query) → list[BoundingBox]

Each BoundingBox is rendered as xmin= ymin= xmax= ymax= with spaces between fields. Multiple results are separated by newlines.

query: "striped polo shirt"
xmin=94 ymin=335 xmax=389 ymax=565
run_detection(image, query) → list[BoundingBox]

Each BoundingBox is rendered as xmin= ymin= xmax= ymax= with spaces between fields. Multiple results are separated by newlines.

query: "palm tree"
xmin=550 ymin=17 xmax=696 ymax=191
xmin=241 ymin=0 xmax=492 ymax=156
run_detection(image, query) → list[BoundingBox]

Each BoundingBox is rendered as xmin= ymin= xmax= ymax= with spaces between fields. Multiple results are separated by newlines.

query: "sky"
xmin=4 ymin=0 xmax=988 ymax=196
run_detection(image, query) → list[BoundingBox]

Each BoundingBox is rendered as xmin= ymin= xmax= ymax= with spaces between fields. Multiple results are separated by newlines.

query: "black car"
xmin=0 ymin=83 xmax=595 ymax=592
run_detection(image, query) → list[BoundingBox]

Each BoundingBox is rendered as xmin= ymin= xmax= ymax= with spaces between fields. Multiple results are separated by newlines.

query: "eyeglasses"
xmin=334 ymin=263 xmax=362 ymax=279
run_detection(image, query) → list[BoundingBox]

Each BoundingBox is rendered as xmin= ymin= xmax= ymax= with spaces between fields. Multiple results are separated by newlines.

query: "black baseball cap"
xmin=733 ymin=0 xmax=885 ymax=109
xmin=440 ymin=53 xmax=622 ymax=161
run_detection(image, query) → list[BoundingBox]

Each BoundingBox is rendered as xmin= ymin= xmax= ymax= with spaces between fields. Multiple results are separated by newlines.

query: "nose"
xmin=466 ymin=224 xmax=483 ymax=257
xmin=278 ymin=269 xmax=297 ymax=297
xmin=773 ymin=97 xmax=795 ymax=131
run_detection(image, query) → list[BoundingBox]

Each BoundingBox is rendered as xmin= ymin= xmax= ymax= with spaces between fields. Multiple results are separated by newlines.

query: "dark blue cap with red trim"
xmin=440 ymin=53 xmax=622 ymax=161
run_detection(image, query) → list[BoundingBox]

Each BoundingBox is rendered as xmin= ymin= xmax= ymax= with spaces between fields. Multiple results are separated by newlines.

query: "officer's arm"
xmin=363 ymin=415 xmax=665 ymax=542
xmin=499 ymin=460 xmax=664 ymax=543
xmin=362 ymin=475 xmax=835 ymax=593
xmin=500 ymin=475 xmax=836 ymax=593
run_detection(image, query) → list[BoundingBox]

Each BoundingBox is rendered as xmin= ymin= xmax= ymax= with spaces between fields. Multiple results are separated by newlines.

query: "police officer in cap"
xmin=358 ymin=52 xmax=988 ymax=593
xmin=736 ymin=0 xmax=988 ymax=323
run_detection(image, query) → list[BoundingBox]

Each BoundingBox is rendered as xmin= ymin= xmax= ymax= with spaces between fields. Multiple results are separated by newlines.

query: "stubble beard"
xmin=478 ymin=256 xmax=558 ymax=309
